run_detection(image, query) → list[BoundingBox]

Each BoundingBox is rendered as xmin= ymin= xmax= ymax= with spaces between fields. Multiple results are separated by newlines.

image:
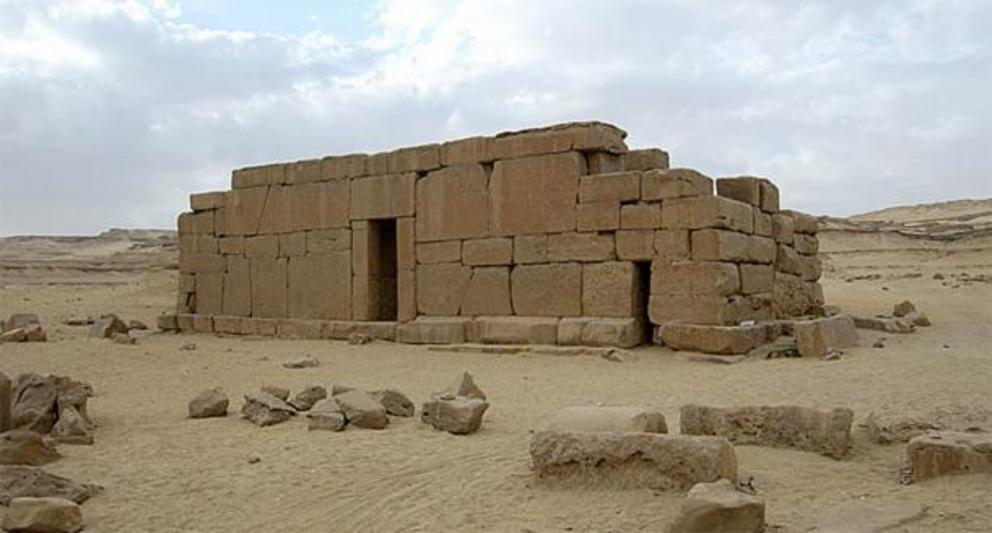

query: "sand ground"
xmin=0 ymin=215 xmax=990 ymax=531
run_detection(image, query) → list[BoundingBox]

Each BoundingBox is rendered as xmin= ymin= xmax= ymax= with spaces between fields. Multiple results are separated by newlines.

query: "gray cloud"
xmin=0 ymin=0 xmax=989 ymax=235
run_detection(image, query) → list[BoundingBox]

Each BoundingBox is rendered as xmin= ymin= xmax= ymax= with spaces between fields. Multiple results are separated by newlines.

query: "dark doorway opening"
xmin=367 ymin=219 xmax=398 ymax=321
xmin=633 ymin=261 xmax=652 ymax=344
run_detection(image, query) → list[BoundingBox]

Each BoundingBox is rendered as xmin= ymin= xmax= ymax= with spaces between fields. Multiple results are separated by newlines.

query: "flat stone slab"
xmin=660 ymin=323 xmax=771 ymax=355
xmin=530 ymin=431 xmax=737 ymax=490
xmin=865 ymin=404 xmax=992 ymax=444
xmin=813 ymin=499 xmax=925 ymax=533
xmin=906 ymin=430 xmax=992 ymax=482
xmin=680 ymin=404 xmax=853 ymax=459
xmin=544 ymin=406 xmax=667 ymax=434
xmin=794 ymin=315 xmax=858 ymax=357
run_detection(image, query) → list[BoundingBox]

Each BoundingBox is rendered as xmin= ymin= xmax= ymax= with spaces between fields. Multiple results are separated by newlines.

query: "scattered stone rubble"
xmin=667 ymin=479 xmax=765 ymax=533
xmin=164 ymin=121 xmax=825 ymax=353
xmin=680 ymin=405 xmax=853 ymax=459
xmin=0 ymin=314 xmax=47 ymax=344
xmin=9 ymin=374 xmax=95 ymax=446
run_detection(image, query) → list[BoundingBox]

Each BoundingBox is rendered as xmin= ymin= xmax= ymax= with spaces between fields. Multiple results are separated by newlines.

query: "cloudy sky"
xmin=1 ymin=0 xmax=989 ymax=235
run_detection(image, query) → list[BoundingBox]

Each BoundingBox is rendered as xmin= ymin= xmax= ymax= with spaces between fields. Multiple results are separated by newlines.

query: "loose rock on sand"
xmin=2 ymin=496 xmax=83 ymax=533
xmin=188 ymin=388 xmax=229 ymax=418
xmin=241 ymin=392 xmax=296 ymax=427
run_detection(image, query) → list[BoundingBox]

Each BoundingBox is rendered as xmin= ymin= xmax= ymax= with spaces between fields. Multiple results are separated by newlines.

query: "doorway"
xmin=366 ymin=219 xmax=398 ymax=321
xmin=633 ymin=261 xmax=652 ymax=344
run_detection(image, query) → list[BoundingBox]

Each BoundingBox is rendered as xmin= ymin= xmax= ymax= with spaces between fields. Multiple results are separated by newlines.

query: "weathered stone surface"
xmin=440 ymin=136 xmax=495 ymax=166
xmin=623 ymin=148 xmax=669 ymax=171
xmin=813 ymin=499 xmax=925 ymax=533
xmin=615 ymin=230 xmax=654 ymax=260
xmin=865 ymin=405 xmax=992 ymax=444
xmin=306 ymin=228 xmax=351 ymax=253
xmin=753 ymin=210 xmax=772 ymax=237
xmin=334 ymin=389 xmax=389 ymax=429
xmin=416 ymin=263 xmax=472 ymax=315
xmin=557 ymin=318 xmax=591 ymax=345
xmin=511 ymin=263 xmax=582 ymax=317
xmin=654 ymin=229 xmax=692 ymax=261
xmin=261 ymin=386 xmax=290 ymax=401
xmin=530 ymin=431 xmax=737 ymax=490
xmin=11 ymin=375 xmax=57 ymax=434
xmin=277 ymin=232 xmax=306 ymax=258
xmin=232 ymin=164 xmax=285 ymax=189
xmin=416 ymin=165 xmax=490 ymax=242
xmin=0 ymin=373 xmax=11 ymax=433
xmin=223 ymin=186 xmax=268 ymax=235
xmin=739 ymin=264 xmax=774 ymax=294
xmin=250 ymin=257 xmax=288 ymax=318
xmin=772 ymin=272 xmax=812 ymax=318
xmin=893 ymin=300 xmax=916 ymax=317
xmin=580 ymin=318 xmax=644 ymax=348
xmin=194 ymin=272 xmax=224 ymax=315
xmin=189 ymin=191 xmax=226 ymax=212
xmin=651 ymin=261 xmax=740 ymax=297
xmin=782 ymin=210 xmax=819 ymax=234
xmin=396 ymin=317 xmax=469 ymax=344
xmin=87 ymin=314 xmax=128 ymax=339
xmin=6 ymin=315 xmax=39 ymax=331
xmin=852 ymin=316 xmax=915 ymax=334
xmin=794 ymin=233 xmax=819 ymax=255
xmin=794 ymin=315 xmax=858 ymax=357
xmin=287 ymin=179 xmax=350 ymax=231
xmin=2 ymin=496 xmax=82 ymax=533
xmin=547 ymin=232 xmax=615 ymax=262
xmin=545 ymin=406 xmax=667 ymax=434
xmin=462 ymin=238 xmax=512 ymax=266
xmin=241 ymin=393 xmax=295 ymax=427
xmin=441 ymin=372 xmax=487 ymax=401
xmin=460 ymin=267 xmax=512 ymax=316
xmin=493 ymin=122 xmax=627 ymax=159
xmin=321 ymin=153 xmax=367 ymax=180
xmin=288 ymin=386 xmax=327 ymax=412
xmin=642 ymin=169 xmax=713 ymax=201
xmin=416 ymin=241 xmax=461 ymax=264
xmin=585 ymin=152 xmax=624 ymax=174
xmin=350 ymin=173 xmax=416 ymax=220
xmin=490 ymin=152 xmax=583 ymax=236
xmin=283 ymin=355 xmax=320 ymax=369
xmin=178 ymin=211 xmax=215 ymax=235
xmin=49 ymin=407 xmax=91 ymax=445
xmin=0 ymin=432 xmax=60 ymax=466
xmin=307 ymin=399 xmax=346 ymax=431
xmin=576 ymin=201 xmax=620 ymax=232
xmin=421 ymin=396 xmax=489 ymax=435
xmin=620 ymin=204 xmax=661 ymax=230
xmin=690 ymin=229 xmax=750 ymax=262
xmin=513 ymin=234 xmax=548 ymax=264
xmin=680 ymin=404 xmax=854 ymax=459
xmin=473 ymin=316 xmax=558 ymax=345
xmin=582 ymin=262 xmax=640 ymax=317
xmin=771 ymin=213 xmax=794 ymax=244
xmin=668 ymin=479 xmax=765 ymax=533
xmin=287 ymin=252 xmax=351 ymax=320
xmin=188 ymin=388 xmax=229 ymax=418
xmin=659 ymin=323 xmax=770 ymax=355
xmin=578 ymin=171 xmax=640 ymax=203
xmin=906 ymin=430 xmax=992 ymax=482
xmin=649 ymin=295 xmax=749 ymax=327
xmin=371 ymin=389 xmax=415 ymax=417
xmin=0 ymin=466 xmax=99 ymax=505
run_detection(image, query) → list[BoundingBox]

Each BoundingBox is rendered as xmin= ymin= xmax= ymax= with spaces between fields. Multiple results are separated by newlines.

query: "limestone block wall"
xmin=172 ymin=121 xmax=822 ymax=345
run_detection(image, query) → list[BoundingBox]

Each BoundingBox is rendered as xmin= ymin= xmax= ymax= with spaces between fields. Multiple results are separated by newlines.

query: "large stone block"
xmin=416 ymin=240 xmax=461 ymax=264
xmin=396 ymin=317 xmax=469 ymax=344
xmin=460 ymin=267 xmax=512 ymax=316
xmin=398 ymin=269 xmax=416 ymax=322
xmin=350 ymin=173 xmax=416 ymax=220
xmin=659 ymin=323 xmax=770 ymax=355
xmin=794 ymin=315 xmax=858 ymax=357
xmin=277 ymin=233 xmax=306 ymax=257
xmin=416 ymin=263 xmax=472 ymax=316
xmin=256 ymin=185 xmax=291 ymax=234
xmin=753 ymin=210 xmax=772 ymax=237
xmin=642 ymin=168 xmax=713 ymax=201
xmin=493 ymin=121 xmax=627 ymax=159
xmin=321 ymin=153 xmax=367 ymax=180
xmin=223 ymin=186 xmax=268 ymax=236
xmin=623 ymin=148 xmax=670 ymax=171
xmin=782 ymin=210 xmax=818 ymax=234
xmin=547 ymin=232 xmax=615 ymax=262
xmin=490 ymin=152 xmax=584 ymax=236
xmin=232 ymin=163 xmax=285 ymax=189
xmin=620 ymin=204 xmax=661 ymax=230
xmin=771 ymin=213 xmax=794 ymax=244
xmin=306 ymin=228 xmax=351 ymax=253
xmin=757 ymin=180 xmax=779 ymax=213
xmin=178 ymin=211 xmax=214 ymax=235
xmin=654 ymin=230 xmax=692 ymax=261
xmin=179 ymin=253 xmax=225 ymax=274
xmin=749 ymin=235 xmax=777 ymax=264
xmin=799 ymin=255 xmax=822 ymax=282
xmin=576 ymin=201 xmax=620 ymax=232
xmin=190 ymin=191 xmax=226 ymax=212
xmin=669 ymin=479 xmax=766 ymax=533
xmin=651 ymin=261 xmax=740 ymax=297
xmin=511 ymin=263 xmax=582 ymax=317
xmin=582 ymin=262 xmax=640 ymax=317
xmin=416 ymin=165 xmax=490 ymax=242
xmin=179 ymin=234 xmax=218 ymax=255
xmin=663 ymin=196 xmax=754 ymax=233
xmin=288 ymin=252 xmax=352 ymax=320
xmin=397 ymin=217 xmax=415 ymax=271
xmin=474 ymin=316 xmax=559 ymax=344
xmin=772 ymin=272 xmax=812 ymax=318
xmin=462 ymin=238 xmax=513 ymax=266
xmin=513 ymin=234 xmax=548 ymax=264
xmin=441 ymin=136 xmax=495 ymax=166
xmin=530 ymin=431 xmax=737 ymax=490
xmin=691 ymin=229 xmax=750 ymax=262
xmin=649 ymin=294 xmax=748 ymax=326
xmin=578 ymin=171 xmax=640 ymax=203
xmin=222 ymin=256 xmax=252 ymax=316
xmin=581 ymin=318 xmax=644 ymax=348
xmin=739 ymin=264 xmax=774 ymax=294
xmin=285 ymin=159 xmax=322 ymax=184
xmin=195 ymin=272 xmax=224 ymax=315
xmin=585 ymin=152 xmax=624 ymax=174
xmin=616 ymin=230 xmax=654 ymax=261
xmin=775 ymin=244 xmax=802 ymax=275
xmin=250 ymin=257 xmax=288 ymax=318
xmin=906 ymin=430 xmax=992 ymax=482
xmin=288 ymin=179 xmax=350 ymax=231
xmin=386 ymin=144 xmax=441 ymax=173
xmin=715 ymin=176 xmax=776 ymax=212
xmin=794 ymin=233 xmax=819 ymax=255
xmin=244 ymin=235 xmax=279 ymax=258
xmin=218 ymin=236 xmax=244 ymax=255
xmin=544 ymin=406 xmax=667 ymax=433
xmin=680 ymin=404 xmax=854 ymax=459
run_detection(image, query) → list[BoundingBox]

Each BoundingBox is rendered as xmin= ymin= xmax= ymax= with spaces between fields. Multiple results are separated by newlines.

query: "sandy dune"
xmin=0 ymin=200 xmax=990 ymax=532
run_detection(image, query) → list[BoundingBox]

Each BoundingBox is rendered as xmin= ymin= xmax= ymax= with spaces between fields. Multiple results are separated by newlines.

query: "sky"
xmin=0 ymin=0 xmax=990 ymax=235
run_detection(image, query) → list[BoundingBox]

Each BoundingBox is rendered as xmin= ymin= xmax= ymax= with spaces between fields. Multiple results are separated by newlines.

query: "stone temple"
xmin=161 ymin=121 xmax=823 ymax=351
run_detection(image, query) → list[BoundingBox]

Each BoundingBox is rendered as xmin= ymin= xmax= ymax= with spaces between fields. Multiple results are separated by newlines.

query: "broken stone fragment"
xmin=12 ymin=374 xmax=58 ymax=434
xmin=282 ymin=355 xmax=319 ymax=369
xmin=111 ymin=332 xmax=136 ymax=345
xmin=307 ymin=399 xmax=346 ymax=431
xmin=334 ymin=389 xmax=388 ymax=429
xmin=240 ymin=393 xmax=295 ymax=427
xmin=188 ymin=388 xmax=229 ymax=418
xmin=0 ymin=431 xmax=61 ymax=466
xmin=2 ymin=496 xmax=83 ymax=533
xmin=0 ymin=466 xmax=101 ymax=505
xmin=793 ymin=315 xmax=857 ymax=358
xmin=421 ymin=395 xmax=488 ymax=435
xmin=441 ymin=372 xmax=486 ymax=401
xmin=128 ymin=319 xmax=148 ymax=330
xmin=544 ymin=406 xmax=667 ymax=434
xmin=853 ymin=316 xmax=915 ymax=334
xmin=906 ymin=430 xmax=992 ymax=482
xmin=260 ymin=386 xmax=290 ymax=401
xmin=892 ymin=300 xmax=916 ymax=317
xmin=5 ymin=314 xmax=39 ymax=332
xmin=49 ymin=407 xmax=92 ymax=445
xmin=813 ymin=499 xmax=925 ymax=533
xmin=87 ymin=314 xmax=129 ymax=339
xmin=370 ymin=389 xmax=415 ymax=417
xmin=289 ymin=385 xmax=328 ymax=412
xmin=668 ymin=479 xmax=765 ymax=533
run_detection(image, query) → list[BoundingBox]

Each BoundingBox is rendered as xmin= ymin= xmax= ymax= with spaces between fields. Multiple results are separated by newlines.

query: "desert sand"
xmin=0 ymin=200 xmax=990 ymax=532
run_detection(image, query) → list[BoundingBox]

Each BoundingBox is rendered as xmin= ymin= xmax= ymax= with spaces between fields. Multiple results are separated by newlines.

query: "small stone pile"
xmin=853 ymin=299 xmax=933 ymax=334
xmin=0 ymin=314 xmax=47 ymax=343
xmin=88 ymin=313 xmax=145 ymax=345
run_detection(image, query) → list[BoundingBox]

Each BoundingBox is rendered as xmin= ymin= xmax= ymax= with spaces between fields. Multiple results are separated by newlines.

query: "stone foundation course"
xmin=169 ymin=121 xmax=824 ymax=348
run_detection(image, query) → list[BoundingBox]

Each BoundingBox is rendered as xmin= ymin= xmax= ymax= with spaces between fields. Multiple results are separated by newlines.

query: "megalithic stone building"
xmin=164 ymin=121 xmax=823 ymax=349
